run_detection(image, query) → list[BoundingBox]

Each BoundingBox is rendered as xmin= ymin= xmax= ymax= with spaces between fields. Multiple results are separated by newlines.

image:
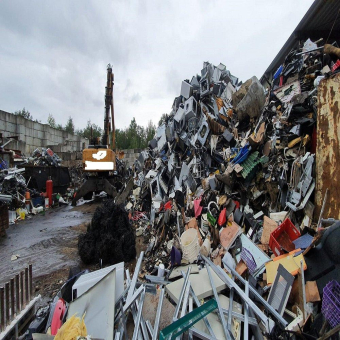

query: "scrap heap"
xmin=123 ymin=39 xmax=340 ymax=338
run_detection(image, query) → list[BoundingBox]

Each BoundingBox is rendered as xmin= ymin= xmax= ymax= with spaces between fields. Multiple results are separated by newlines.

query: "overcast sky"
xmin=0 ymin=0 xmax=314 ymax=131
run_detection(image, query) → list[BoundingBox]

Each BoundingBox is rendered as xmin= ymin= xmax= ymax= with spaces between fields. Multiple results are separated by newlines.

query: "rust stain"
xmin=316 ymin=74 xmax=340 ymax=220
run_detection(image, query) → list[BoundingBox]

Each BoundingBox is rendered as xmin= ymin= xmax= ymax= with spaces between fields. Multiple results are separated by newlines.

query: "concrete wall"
xmin=0 ymin=110 xmax=88 ymax=155
xmin=121 ymin=148 xmax=143 ymax=167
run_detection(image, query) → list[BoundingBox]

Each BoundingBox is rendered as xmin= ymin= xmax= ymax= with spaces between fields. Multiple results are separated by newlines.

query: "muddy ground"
xmin=0 ymin=201 xmax=102 ymax=300
xmin=0 ymin=199 xmax=148 ymax=304
xmin=0 ymin=199 xmax=176 ymax=335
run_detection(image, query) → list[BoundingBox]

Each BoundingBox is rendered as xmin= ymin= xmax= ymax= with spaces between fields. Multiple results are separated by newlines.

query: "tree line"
xmin=14 ymin=108 xmax=155 ymax=149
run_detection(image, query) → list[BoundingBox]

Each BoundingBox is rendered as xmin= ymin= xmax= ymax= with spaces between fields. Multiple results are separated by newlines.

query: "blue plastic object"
xmin=292 ymin=233 xmax=313 ymax=250
xmin=273 ymin=65 xmax=283 ymax=80
xmin=231 ymin=145 xmax=251 ymax=165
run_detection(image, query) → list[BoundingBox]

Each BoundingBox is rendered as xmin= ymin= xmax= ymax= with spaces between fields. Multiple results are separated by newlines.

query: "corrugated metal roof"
xmin=261 ymin=0 xmax=340 ymax=83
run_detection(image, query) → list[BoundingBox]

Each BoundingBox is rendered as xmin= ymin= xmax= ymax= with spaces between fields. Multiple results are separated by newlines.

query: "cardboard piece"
xmin=265 ymin=249 xmax=307 ymax=285
xmin=261 ymin=216 xmax=278 ymax=245
xmin=305 ymin=281 xmax=321 ymax=303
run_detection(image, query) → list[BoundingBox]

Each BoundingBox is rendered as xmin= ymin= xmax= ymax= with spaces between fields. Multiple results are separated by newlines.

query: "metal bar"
xmin=29 ymin=264 xmax=33 ymax=298
xmin=132 ymin=288 xmax=146 ymax=340
xmin=180 ymin=271 xmax=216 ymax=338
xmin=0 ymin=287 xmax=4 ymax=331
xmin=190 ymin=328 xmax=218 ymax=340
xmin=188 ymin=297 xmax=194 ymax=340
xmin=152 ymin=288 xmax=165 ymax=340
xmin=25 ymin=267 xmax=29 ymax=303
xmin=227 ymin=276 xmax=234 ymax=329
xmin=146 ymin=320 xmax=154 ymax=338
xmin=180 ymin=282 xmax=191 ymax=318
xmin=123 ymin=285 xmax=144 ymax=313
xmin=5 ymin=282 xmax=9 ymax=325
xmin=15 ymin=275 xmax=19 ymax=312
xmin=20 ymin=271 xmax=24 ymax=308
xmin=10 ymin=278 xmax=15 ymax=317
xmin=126 ymin=251 xmax=144 ymax=301
xmin=204 ymin=255 xmax=276 ymax=332
xmin=244 ymin=281 xmax=249 ymax=340
xmin=221 ymin=308 xmax=257 ymax=326
xmin=249 ymin=308 xmax=264 ymax=340
xmin=119 ymin=300 xmax=128 ymax=340
xmin=300 ymin=260 xmax=307 ymax=321
xmin=221 ymin=256 xmax=287 ymax=327
xmin=173 ymin=267 xmax=191 ymax=322
xmin=206 ymin=265 xmax=232 ymax=340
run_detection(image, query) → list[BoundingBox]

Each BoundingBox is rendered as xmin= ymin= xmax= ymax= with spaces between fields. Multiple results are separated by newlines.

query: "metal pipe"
xmin=152 ymin=288 xmax=165 ymax=340
xmin=221 ymin=257 xmax=287 ymax=327
xmin=206 ymin=265 xmax=232 ymax=340
xmin=173 ymin=266 xmax=191 ymax=322
xmin=132 ymin=288 xmax=146 ymax=340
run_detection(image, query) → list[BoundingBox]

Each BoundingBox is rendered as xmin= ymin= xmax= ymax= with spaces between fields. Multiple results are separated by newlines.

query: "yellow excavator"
xmin=72 ymin=65 xmax=133 ymax=205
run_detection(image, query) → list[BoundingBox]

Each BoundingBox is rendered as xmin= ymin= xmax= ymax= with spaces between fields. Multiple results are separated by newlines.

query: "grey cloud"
xmin=130 ymin=93 xmax=142 ymax=104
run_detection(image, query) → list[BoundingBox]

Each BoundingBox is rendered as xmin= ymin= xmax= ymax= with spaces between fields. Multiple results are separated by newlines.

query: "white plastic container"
xmin=180 ymin=228 xmax=200 ymax=263
xmin=157 ymin=263 xmax=165 ymax=277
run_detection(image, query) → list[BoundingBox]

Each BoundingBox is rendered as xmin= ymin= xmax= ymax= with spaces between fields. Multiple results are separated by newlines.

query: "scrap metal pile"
xmin=122 ymin=40 xmax=340 ymax=338
xmin=27 ymin=147 xmax=62 ymax=167
xmin=18 ymin=39 xmax=340 ymax=339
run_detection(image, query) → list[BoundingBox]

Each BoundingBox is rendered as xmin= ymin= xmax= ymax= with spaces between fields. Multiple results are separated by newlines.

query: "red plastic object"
xmin=217 ymin=208 xmax=227 ymax=227
xmin=332 ymin=59 xmax=340 ymax=72
xmin=46 ymin=179 xmax=53 ymax=206
xmin=51 ymin=298 xmax=66 ymax=335
xmin=194 ymin=198 xmax=203 ymax=218
xmin=164 ymin=200 xmax=172 ymax=211
xmin=269 ymin=218 xmax=301 ymax=257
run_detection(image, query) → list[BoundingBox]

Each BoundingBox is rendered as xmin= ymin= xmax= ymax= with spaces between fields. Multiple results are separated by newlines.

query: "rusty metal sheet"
xmin=316 ymin=73 xmax=340 ymax=220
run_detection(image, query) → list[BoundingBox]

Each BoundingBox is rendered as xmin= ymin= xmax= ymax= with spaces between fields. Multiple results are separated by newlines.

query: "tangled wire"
xmin=78 ymin=200 xmax=136 ymax=265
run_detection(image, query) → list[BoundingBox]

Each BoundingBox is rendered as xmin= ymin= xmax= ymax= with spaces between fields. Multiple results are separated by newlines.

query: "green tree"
xmin=77 ymin=120 xmax=102 ymax=141
xmin=47 ymin=114 xmax=56 ymax=128
xmin=14 ymin=107 xmax=33 ymax=120
xmin=65 ymin=116 xmax=75 ymax=134
xmin=145 ymin=120 xmax=156 ymax=143
xmin=158 ymin=113 xmax=167 ymax=127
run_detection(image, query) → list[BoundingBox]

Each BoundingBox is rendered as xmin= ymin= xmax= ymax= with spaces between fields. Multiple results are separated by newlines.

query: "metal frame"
xmin=220 ymin=256 xmax=288 ymax=328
